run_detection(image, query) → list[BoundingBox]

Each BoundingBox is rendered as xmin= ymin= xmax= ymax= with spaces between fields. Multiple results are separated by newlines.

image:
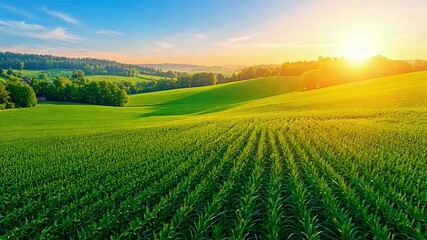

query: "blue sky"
xmin=1 ymin=0 xmax=426 ymax=65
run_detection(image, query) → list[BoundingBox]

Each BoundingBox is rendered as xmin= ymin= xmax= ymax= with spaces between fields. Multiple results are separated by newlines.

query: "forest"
xmin=0 ymin=52 xmax=178 ymax=78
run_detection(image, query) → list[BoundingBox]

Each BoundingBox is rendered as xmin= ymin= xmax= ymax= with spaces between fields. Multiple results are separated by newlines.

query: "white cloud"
xmin=41 ymin=27 xmax=80 ymax=42
xmin=0 ymin=20 xmax=45 ymax=30
xmin=0 ymin=20 xmax=80 ymax=42
xmin=43 ymin=7 xmax=79 ymax=25
xmin=0 ymin=5 xmax=36 ymax=19
xmin=96 ymin=29 xmax=122 ymax=37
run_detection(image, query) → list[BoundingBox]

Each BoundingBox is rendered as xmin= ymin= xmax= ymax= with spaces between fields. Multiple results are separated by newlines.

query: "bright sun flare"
xmin=341 ymin=36 xmax=376 ymax=64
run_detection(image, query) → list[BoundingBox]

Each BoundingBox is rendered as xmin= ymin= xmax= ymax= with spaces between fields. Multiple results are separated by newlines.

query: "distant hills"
xmin=140 ymin=63 xmax=247 ymax=75
xmin=140 ymin=63 xmax=205 ymax=70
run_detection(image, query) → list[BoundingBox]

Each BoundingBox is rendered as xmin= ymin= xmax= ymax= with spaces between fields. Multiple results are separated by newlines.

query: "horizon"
xmin=1 ymin=0 xmax=427 ymax=65
xmin=1 ymin=51 xmax=423 ymax=68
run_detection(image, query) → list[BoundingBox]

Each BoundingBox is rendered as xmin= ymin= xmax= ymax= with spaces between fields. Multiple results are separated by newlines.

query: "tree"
xmin=113 ymin=89 xmax=128 ymax=106
xmin=85 ymin=81 xmax=101 ymax=104
xmin=216 ymin=73 xmax=225 ymax=84
xmin=31 ymin=80 xmax=50 ymax=97
xmin=0 ymin=82 xmax=11 ymax=109
xmin=19 ymin=61 xmax=25 ymax=71
xmin=74 ymin=77 xmax=89 ymax=86
xmin=37 ymin=73 xmax=49 ymax=80
xmin=66 ymin=83 xmax=82 ymax=102
xmin=6 ymin=81 xmax=37 ymax=108
xmin=71 ymin=70 xmax=85 ymax=79
xmin=48 ymin=77 xmax=70 ymax=101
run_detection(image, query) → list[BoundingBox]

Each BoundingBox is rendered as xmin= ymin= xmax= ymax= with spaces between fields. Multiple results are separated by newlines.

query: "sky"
xmin=0 ymin=0 xmax=426 ymax=65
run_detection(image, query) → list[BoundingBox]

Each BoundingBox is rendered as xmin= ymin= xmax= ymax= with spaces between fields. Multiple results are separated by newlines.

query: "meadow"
xmin=1 ymin=71 xmax=426 ymax=239
xmin=19 ymin=69 xmax=73 ymax=80
xmin=86 ymin=73 xmax=172 ymax=83
xmin=14 ymin=69 xmax=169 ymax=83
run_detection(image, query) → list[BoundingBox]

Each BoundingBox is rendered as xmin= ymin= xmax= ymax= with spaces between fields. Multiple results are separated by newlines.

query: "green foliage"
xmin=31 ymin=77 xmax=128 ymax=106
xmin=0 ymin=52 xmax=174 ymax=78
xmin=70 ymin=69 xmax=85 ymax=79
xmin=177 ymin=72 xmax=217 ymax=88
xmin=0 ymin=82 xmax=11 ymax=106
xmin=86 ymin=73 xmax=167 ymax=83
xmin=1 ymin=80 xmax=37 ymax=108
xmin=0 ymin=71 xmax=426 ymax=239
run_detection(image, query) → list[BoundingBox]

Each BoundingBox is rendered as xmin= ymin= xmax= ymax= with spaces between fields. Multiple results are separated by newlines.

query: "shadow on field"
xmin=140 ymin=76 xmax=303 ymax=117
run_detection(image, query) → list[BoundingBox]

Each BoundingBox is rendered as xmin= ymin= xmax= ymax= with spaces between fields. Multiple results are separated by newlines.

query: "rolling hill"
xmin=140 ymin=63 xmax=242 ymax=75
xmin=231 ymin=70 xmax=427 ymax=114
xmin=18 ymin=69 xmax=73 ymax=80
xmin=1 ymin=71 xmax=426 ymax=239
xmin=86 ymin=73 xmax=172 ymax=83
xmin=10 ymin=69 xmax=169 ymax=82
xmin=127 ymin=76 xmax=304 ymax=115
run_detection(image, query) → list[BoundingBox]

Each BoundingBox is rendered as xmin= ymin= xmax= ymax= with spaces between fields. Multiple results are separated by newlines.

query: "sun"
xmin=344 ymin=43 xmax=371 ymax=63
xmin=341 ymin=35 xmax=376 ymax=64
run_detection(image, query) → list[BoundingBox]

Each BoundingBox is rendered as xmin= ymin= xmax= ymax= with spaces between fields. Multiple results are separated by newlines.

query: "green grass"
xmin=14 ymin=69 xmax=168 ymax=82
xmin=231 ymin=71 xmax=427 ymax=114
xmin=177 ymin=66 xmax=240 ymax=75
xmin=19 ymin=69 xmax=73 ymax=80
xmin=86 ymin=73 xmax=170 ymax=83
xmin=86 ymin=75 xmax=149 ymax=83
xmin=1 ymin=71 xmax=426 ymax=239
xmin=137 ymin=73 xmax=173 ymax=81
xmin=128 ymin=76 xmax=304 ymax=115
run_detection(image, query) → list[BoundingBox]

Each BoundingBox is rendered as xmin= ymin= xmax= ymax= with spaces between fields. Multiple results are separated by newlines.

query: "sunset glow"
xmin=0 ymin=0 xmax=426 ymax=65
xmin=341 ymin=36 xmax=377 ymax=64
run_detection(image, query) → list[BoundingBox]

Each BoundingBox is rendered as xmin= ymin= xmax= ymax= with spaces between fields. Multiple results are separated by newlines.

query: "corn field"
xmin=1 ymin=114 xmax=426 ymax=240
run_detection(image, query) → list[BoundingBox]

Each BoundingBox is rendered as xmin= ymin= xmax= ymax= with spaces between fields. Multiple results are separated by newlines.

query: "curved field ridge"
xmin=128 ymin=76 xmax=303 ymax=115
xmin=0 ymin=71 xmax=426 ymax=239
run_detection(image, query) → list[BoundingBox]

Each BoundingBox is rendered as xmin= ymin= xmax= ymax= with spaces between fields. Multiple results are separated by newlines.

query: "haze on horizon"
xmin=0 ymin=0 xmax=426 ymax=66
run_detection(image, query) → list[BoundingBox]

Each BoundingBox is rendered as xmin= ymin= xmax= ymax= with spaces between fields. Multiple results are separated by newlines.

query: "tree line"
xmin=0 ymin=52 xmax=179 ymax=78
xmin=1 ymin=69 xmax=128 ymax=109
xmin=301 ymin=56 xmax=427 ymax=90
xmin=31 ymin=70 xmax=128 ymax=106
xmin=113 ymin=56 xmax=427 ymax=94
xmin=114 ymin=72 xmax=218 ymax=94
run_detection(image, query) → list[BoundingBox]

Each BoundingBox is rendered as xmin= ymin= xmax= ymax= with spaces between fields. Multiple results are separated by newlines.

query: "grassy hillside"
xmin=87 ymin=73 xmax=171 ymax=83
xmin=141 ymin=63 xmax=241 ymax=75
xmin=232 ymin=71 xmax=427 ymax=114
xmin=13 ymin=69 xmax=168 ymax=82
xmin=1 ymin=71 xmax=426 ymax=239
xmin=128 ymin=76 xmax=304 ymax=115
xmin=19 ymin=69 xmax=73 ymax=79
